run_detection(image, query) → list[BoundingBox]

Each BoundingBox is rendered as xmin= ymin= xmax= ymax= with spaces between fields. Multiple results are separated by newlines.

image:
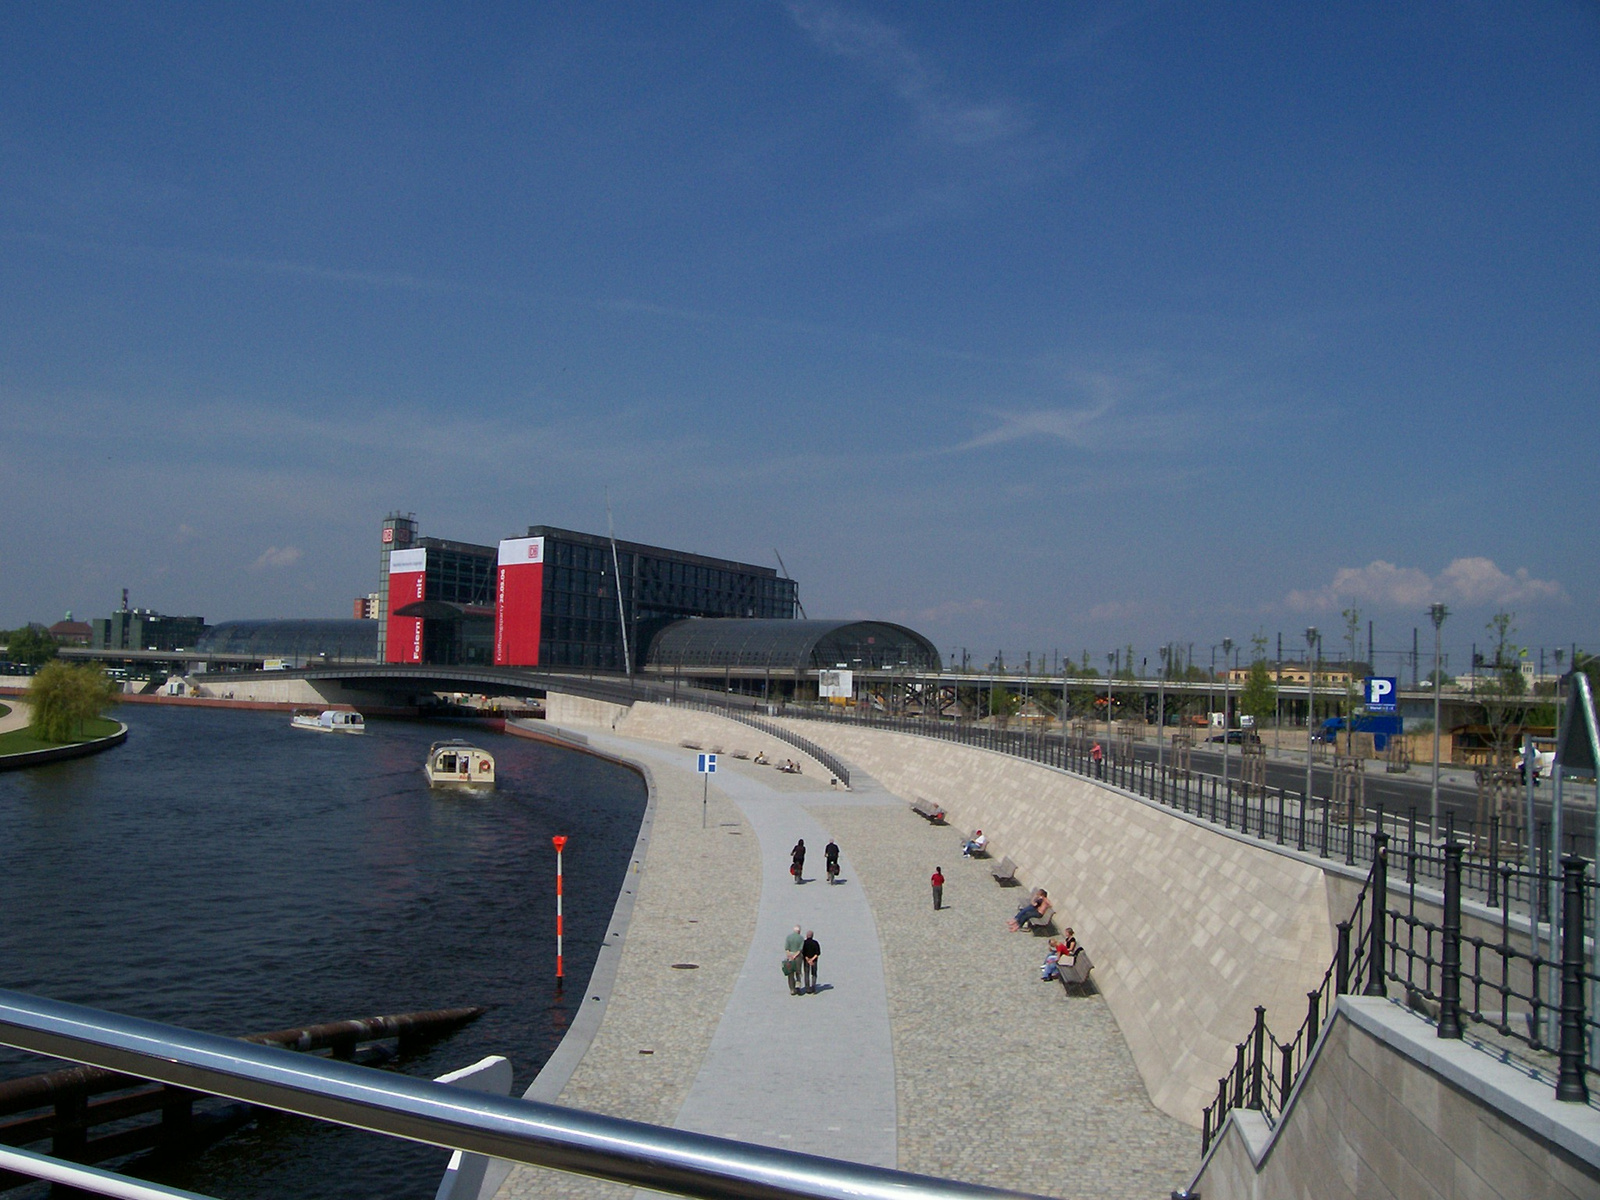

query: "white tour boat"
xmin=291 ymin=708 xmax=366 ymax=735
xmin=424 ymin=740 xmax=496 ymax=789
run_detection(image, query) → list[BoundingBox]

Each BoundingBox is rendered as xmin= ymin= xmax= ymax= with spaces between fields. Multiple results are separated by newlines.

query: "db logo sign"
xmin=1365 ymin=677 xmax=1398 ymax=711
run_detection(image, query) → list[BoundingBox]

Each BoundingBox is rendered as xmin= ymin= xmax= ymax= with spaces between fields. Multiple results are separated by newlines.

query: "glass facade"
xmin=199 ymin=620 xmax=379 ymax=661
xmin=644 ymin=619 xmax=941 ymax=675
xmin=531 ymin=527 xmax=798 ymax=671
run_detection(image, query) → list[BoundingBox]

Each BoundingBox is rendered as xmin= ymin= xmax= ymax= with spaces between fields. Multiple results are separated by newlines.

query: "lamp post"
xmin=1106 ymin=651 xmax=1116 ymax=754
xmin=1428 ymin=603 xmax=1449 ymax=843
xmin=1157 ymin=645 xmax=1170 ymax=781
xmin=1221 ymin=637 xmax=1234 ymax=793
xmin=1305 ymin=627 xmax=1320 ymax=807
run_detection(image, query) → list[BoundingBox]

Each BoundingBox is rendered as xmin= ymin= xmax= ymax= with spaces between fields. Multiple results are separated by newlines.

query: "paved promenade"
xmin=496 ymin=722 xmax=1192 ymax=1199
xmin=0 ymin=700 xmax=30 ymax=735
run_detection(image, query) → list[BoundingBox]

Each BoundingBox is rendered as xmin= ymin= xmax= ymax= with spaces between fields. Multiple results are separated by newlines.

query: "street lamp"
xmin=1221 ymin=637 xmax=1234 ymax=793
xmin=1106 ymin=651 xmax=1116 ymax=752
xmin=1428 ymin=602 xmax=1449 ymax=843
xmin=1157 ymin=645 xmax=1170 ymax=780
xmin=1305 ymin=627 xmax=1320 ymax=808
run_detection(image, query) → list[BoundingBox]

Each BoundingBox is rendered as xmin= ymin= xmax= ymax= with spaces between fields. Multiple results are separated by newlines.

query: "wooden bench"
xmin=1025 ymin=909 xmax=1056 ymax=935
xmin=961 ymin=831 xmax=990 ymax=858
xmin=910 ymin=797 xmax=947 ymax=824
xmin=1054 ymin=950 xmax=1094 ymax=996
xmin=990 ymin=856 xmax=1018 ymax=884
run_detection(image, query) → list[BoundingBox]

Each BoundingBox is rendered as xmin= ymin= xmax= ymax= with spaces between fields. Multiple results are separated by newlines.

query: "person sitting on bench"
xmin=961 ymin=830 xmax=987 ymax=857
xmin=1007 ymin=889 xmax=1051 ymax=931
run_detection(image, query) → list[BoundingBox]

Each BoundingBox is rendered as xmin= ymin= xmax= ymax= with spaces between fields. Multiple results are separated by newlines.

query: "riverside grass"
xmin=0 ymin=715 xmax=120 ymax=756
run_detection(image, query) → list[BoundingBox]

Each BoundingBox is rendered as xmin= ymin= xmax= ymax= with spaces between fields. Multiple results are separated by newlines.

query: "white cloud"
xmin=1286 ymin=558 xmax=1566 ymax=612
xmin=786 ymin=2 xmax=1027 ymax=147
xmin=251 ymin=545 xmax=303 ymax=570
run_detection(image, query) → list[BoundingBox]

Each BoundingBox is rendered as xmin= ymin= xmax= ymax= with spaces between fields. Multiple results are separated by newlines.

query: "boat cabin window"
xmin=440 ymin=753 xmax=457 ymax=771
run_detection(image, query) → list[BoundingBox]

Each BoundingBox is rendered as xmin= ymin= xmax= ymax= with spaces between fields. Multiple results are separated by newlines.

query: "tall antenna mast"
xmin=607 ymin=492 xmax=632 ymax=678
xmin=773 ymin=548 xmax=806 ymax=619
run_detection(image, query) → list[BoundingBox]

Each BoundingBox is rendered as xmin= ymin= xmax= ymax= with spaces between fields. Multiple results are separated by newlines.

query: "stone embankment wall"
xmin=766 ymin=717 xmax=1333 ymax=1125
xmin=542 ymin=695 xmax=836 ymax=781
xmin=1192 ymin=996 xmax=1600 ymax=1199
xmin=546 ymin=699 xmax=1333 ymax=1127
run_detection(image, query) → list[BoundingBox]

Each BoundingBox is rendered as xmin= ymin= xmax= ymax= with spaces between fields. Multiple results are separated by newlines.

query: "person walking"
xmin=824 ymin=839 xmax=840 ymax=885
xmin=800 ymin=929 xmax=821 ymax=994
xmin=790 ymin=838 xmax=806 ymax=884
xmin=784 ymin=924 xmax=804 ymax=995
xmin=930 ymin=866 xmax=945 ymax=911
xmin=1090 ymin=741 xmax=1104 ymax=778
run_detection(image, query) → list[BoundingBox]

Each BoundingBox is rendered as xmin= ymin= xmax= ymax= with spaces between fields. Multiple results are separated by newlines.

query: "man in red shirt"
xmin=931 ymin=866 xmax=945 ymax=911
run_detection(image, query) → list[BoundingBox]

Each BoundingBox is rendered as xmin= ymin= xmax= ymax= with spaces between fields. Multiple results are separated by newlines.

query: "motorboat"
xmin=424 ymin=740 xmax=495 ymax=788
xmin=291 ymin=708 xmax=366 ymax=735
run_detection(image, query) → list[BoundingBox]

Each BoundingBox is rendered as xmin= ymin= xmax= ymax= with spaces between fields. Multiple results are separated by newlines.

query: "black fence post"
xmin=1279 ymin=1038 xmax=1294 ymax=1111
xmin=1365 ymin=832 xmax=1389 ymax=997
xmin=1248 ymin=1005 xmax=1266 ymax=1110
xmin=1557 ymin=856 xmax=1590 ymax=1103
xmin=1296 ymin=789 xmax=1306 ymax=852
xmin=1231 ymin=1041 xmax=1246 ymax=1111
xmin=1320 ymin=793 xmax=1330 ymax=859
xmin=1335 ymin=920 xmax=1352 ymax=995
xmin=1488 ymin=818 xmax=1501 ymax=906
xmin=1438 ymin=840 xmax=1464 ymax=1039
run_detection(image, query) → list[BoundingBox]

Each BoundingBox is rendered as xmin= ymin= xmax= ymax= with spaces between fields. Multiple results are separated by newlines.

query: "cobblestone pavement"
xmin=814 ymin=803 xmax=1196 ymax=1198
xmin=497 ymin=742 xmax=761 ymax=1200
xmin=497 ymin=728 xmax=1195 ymax=1200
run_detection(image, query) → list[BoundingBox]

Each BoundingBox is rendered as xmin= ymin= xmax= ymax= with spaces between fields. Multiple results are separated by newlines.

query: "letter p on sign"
xmin=1366 ymin=677 xmax=1397 ymax=711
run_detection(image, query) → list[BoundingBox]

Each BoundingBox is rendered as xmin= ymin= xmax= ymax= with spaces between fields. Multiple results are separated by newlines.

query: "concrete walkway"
xmin=584 ymin=734 xmax=899 ymax=1166
xmin=495 ymin=717 xmax=1193 ymax=1199
xmin=0 ymin=700 xmax=30 ymax=735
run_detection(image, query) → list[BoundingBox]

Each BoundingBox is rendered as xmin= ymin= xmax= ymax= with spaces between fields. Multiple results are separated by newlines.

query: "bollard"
xmin=1279 ymin=1038 xmax=1294 ymax=1111
xmin=1365 ymin=833 xmax=1389 ymax=997
xmin=1438 ymin=841 xmax=1463 ymax=1039
xmin=1557 ymin=856 xmax=1590 ymax=1103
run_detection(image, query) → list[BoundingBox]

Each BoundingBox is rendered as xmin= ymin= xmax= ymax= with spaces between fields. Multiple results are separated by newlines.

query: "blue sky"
xmin=2 ymin=2 xmax=1596 ymax=674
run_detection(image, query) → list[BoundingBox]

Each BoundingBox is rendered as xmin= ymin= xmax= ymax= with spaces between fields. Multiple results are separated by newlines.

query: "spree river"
xmin=0 ymin=703 xmax=647 ymax=1199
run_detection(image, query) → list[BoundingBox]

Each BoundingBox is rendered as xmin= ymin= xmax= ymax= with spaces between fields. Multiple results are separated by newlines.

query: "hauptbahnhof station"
xmin=374 ymin=512 xmax=940 ymax=691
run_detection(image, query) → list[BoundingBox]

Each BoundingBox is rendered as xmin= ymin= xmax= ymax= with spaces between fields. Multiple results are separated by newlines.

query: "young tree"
xmin=1474 ymin=611 xmax=1526 ymax=768
xmin=28 ymin=661 xmax=118 ymax=743
xmin=1239 ymin=657 xmax=1278 ymax=729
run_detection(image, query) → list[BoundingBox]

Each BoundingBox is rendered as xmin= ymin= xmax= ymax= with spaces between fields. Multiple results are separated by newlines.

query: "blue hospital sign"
xmin=1365 ymin=677 xmax=1398 ymax=712
xmin=697 ymin=753 xmax=718 ymax=774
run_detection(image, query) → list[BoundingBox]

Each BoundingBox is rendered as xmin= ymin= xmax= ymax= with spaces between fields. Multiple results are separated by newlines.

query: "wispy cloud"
xmin=250 ymin=545 xmax=302 ymax=570
xmin=1286 ymin=558 xmax=1567 ymax=613
xmin=786 ymin=2 xmax=1027 ymax=147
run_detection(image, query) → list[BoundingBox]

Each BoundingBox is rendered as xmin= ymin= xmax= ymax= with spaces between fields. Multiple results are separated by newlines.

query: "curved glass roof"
xmin=197 ymin=620 xmax=379 ymax=661
xmin=644 ymin=619 xmax=940 ymax=673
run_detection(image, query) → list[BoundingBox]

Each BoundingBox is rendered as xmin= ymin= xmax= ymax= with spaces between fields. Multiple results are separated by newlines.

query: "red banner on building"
xmin=495 ymin=537 xmax=545 ymax=666
xmin=385 ymin=548 xmax=427 ymax=664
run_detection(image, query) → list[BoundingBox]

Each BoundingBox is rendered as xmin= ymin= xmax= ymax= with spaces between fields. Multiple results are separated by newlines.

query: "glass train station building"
xmin=374 ymin=513 xmax=940 ymax=690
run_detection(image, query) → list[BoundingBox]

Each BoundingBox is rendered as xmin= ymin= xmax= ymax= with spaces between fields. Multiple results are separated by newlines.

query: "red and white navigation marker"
xmin=552 ymin=835 xmax=568 ymax=992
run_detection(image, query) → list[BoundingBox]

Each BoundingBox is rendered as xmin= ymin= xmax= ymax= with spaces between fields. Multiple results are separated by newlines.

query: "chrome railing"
xmin=0 ymin=989 xmax=1047 ymax=1200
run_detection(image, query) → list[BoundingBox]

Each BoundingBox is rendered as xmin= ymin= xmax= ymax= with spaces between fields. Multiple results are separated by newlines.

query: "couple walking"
xmin=783 ymin=925 xmax=822 ymax=994
xmin=790 ymin=839 xmax=842 ymax=885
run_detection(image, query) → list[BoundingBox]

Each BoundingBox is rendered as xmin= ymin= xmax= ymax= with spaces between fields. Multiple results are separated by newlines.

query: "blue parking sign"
xmin=1365 ymin=677 xmax=1398 ymax=712
xmin=697 ymin=753 xmax=717 ymax=774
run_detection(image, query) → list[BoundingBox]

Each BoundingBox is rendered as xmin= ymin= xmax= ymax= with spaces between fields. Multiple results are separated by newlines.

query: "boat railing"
xmin=0 ymin=989 xmax=1046 ymax=1200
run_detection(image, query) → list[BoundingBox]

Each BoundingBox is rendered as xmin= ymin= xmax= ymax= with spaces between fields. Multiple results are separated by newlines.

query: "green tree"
xmin=990 ymin=685 xmax=1021 ymax=727
xmin=1239 ymin=657 xmax=1278 ymax=728
xmin=4 ymin=626 xmax=59 ymax=666
xmin=28 ymin=661 xmax=118 ymax=743
xmin=1474 ymin=611 xmax=1526 ymax=767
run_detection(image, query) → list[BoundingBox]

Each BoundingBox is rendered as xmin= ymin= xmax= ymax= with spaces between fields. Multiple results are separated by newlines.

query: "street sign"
xmin=697 ymin=753 xmax=717 ymax=774
xmin=1364 ymin=676 xmax=1398 ymax=712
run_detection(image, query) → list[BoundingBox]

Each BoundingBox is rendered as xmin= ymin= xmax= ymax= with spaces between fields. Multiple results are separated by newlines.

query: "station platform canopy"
xmin=198 ymin=620 xmax=379 ymax=662
xmin=643 ymin=618 xmax=940 ymax=675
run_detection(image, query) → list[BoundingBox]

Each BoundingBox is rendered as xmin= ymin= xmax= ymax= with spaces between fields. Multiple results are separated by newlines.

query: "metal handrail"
xmin=0 ymin=989 xmax=1046 ymax=1200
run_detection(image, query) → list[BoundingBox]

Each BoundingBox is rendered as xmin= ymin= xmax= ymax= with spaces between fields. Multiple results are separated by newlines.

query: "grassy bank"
xmin=0 ymin=716 xmax=121 ymax=756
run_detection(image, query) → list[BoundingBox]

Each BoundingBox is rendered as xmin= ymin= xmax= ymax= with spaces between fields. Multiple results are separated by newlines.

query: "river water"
xmin=0 ymin=704 xmax=647 ymax=1199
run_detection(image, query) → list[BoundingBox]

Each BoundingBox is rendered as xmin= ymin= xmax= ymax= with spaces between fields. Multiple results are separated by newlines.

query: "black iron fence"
xmin=738 ymin=705 xmax=1580 ymax=915
xmin=675 ymin=703 xmax=1598 ymax=1139
xmin=1199 ymin=836 xmax=1594 ymax=1154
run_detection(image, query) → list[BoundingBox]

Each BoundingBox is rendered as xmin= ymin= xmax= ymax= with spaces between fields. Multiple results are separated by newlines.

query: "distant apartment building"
xmin=93 ymin=606 xmax=207 ymax=652
xmin=353 ymin=593 xmax=380 ymax=620
xmin=1226 ymin=662 xmax=1361 ymax=687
